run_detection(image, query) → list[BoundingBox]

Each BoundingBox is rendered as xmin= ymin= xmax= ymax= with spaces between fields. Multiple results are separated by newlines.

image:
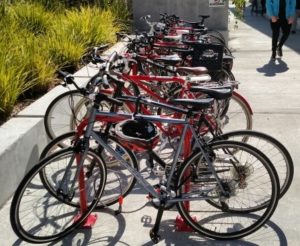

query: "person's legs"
xmin=261 ymin=0 xmax=266 ymax=16
xmin=277 ymin=19 xmax=292 ymax=56
xmin=291 ymin=10 xmax=300 ymax=33
xmin=270 ymin=20 xmax=280 ymax=59
xmin=291 ymin=13 xmax=297 ymax=32
xmin=251 ymin=0 xmax=258 ymax=14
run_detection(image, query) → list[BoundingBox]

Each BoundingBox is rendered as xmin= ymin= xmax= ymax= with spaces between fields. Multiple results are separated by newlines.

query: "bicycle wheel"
xmin=220 ymin=92 xmax=253 ymax=133
xmin=176 ymin=140 xmax=279 ymax=240
xmin=40 ymin=132 xmax=138 ymax=208
xmin=44 ymin=90 xmax=89 ymax=140
xmin=217 ymin=130 xmax=294 ymax=198
xmin=209 ymin=68 xmax=235 ymax=81
xmin=10 ymin=148 xmax=106 ymax=243
xmin=207 ymin=30 xmax=226 ymax=45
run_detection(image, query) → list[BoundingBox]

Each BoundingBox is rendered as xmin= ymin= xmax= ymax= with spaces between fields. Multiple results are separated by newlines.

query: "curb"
xmin=0 ymin=42 xmax=127 ymax=208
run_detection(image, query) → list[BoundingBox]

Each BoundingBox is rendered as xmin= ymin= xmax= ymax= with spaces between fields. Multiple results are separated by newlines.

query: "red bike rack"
xmin=74 ymin=153 xmax=98 ymax=228
xmin=175 ymin=130 xmax=197 ymax=232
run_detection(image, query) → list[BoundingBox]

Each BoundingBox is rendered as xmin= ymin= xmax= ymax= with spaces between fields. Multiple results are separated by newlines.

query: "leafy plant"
xmin=100 ymin=0 xmax=132 ymax=30
xmin=232 ymin=0 xmax=247 ymax=20
xmin=9 ymin=2 xmax=52 ymax=35
xmin=0 ymin=1 xmax=130 ymax=123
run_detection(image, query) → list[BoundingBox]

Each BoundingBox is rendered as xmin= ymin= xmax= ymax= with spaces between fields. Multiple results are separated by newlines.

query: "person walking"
xmin=291 ymin=0 xmax=300 ymax=33
xmin=251 ymin=0 xmax=259 ymax=15
xmin=261 ymin=0 xmax=267 ymax=16
xmin=266 ymin=0 xmax=296 ymax=60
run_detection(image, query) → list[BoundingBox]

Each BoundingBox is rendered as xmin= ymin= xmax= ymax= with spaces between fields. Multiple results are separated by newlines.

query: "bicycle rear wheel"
xmin=40 ymin=132 xmax=138 ymax=208
xmin=10 ymin=148 xmax=106 ymax=243
xmin=209 ymin=68 xmax=235 ymax=82
xmin=176 ymin=140 xmax=279 ymax=240
xmin=218 ymin=130 xmax=294 ymax=198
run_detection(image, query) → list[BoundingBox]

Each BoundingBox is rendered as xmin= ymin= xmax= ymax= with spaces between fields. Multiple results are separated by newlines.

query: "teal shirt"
xmin=266 ymin=0 xmax=296 ymax=18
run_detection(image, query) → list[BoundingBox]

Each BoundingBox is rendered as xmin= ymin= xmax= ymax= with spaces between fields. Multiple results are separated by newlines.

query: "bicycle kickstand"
xmin=149 ymin=202 xmax=165 ymax=244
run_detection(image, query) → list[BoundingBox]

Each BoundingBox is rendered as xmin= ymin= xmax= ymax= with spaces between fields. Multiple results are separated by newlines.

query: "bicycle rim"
xmin=44 ymin=90 xmax=87 ymax=140
xmin=219 ymin=130 xmax=294 ymax=198
xmin=221 ymin=92 xmax=253 ymax=133
xmin=10 ymin=148 xmax=106 ymax=243
xmin=176 ymin=140 xmax=279 ymax=240
xmin=40 ymin=132 xmax=138 ymax=208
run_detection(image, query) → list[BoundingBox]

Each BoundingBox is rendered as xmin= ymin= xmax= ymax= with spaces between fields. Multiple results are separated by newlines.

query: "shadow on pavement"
xmin=140 ymin=217 xmax=287 ymax=246
xmin=257 ymin=58 xmax=289 ymax=76
xmin=11 ymin=208 xmax=128 ymax=246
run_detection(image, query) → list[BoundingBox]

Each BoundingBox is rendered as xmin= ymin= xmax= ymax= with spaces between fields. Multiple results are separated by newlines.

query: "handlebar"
xmin=57 ymin=70 xmax=79 ymax=88
xmin=102 ymin=51 xmax=119 ymax=88
xmin=57 ymin=69 xmax=123 ymax=107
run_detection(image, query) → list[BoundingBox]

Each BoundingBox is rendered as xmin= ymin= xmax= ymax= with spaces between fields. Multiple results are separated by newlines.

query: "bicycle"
xmin=11 ymin=72 xmax=280 ymax=243
xmin=44 ymin=52 xmax=251 ymax=140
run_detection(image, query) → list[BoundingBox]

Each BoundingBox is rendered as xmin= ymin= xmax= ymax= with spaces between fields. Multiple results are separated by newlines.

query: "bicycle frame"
xmin=118 ymin=72 xmax=218 ymax=133
xmin=73 ymin=105 xmax=227 ymax=206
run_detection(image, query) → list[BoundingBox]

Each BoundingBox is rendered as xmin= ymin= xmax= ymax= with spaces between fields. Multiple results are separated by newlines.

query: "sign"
xmin=209 ymin=0 xmax=225 ymax=7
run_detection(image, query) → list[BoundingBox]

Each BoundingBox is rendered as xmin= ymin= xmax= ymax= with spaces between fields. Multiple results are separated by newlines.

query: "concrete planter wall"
xmin=0 ymin=71 xmax=95 ymax=208
xmin=0 ymin=43 xmax=127 ymax=208
xmin=132 ymin=0 xmax=229 ymax=40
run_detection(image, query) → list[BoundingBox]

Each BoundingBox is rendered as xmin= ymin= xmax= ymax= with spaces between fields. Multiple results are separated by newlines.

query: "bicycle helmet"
xmin=114 ymin=119 xmax=159 ymax=152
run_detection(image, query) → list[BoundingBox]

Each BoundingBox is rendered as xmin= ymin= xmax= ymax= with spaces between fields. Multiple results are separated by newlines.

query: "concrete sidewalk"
xmin=1 ymin=7 xmax=300 ymax=245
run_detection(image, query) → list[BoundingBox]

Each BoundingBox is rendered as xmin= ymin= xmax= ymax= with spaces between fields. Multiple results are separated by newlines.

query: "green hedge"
xmin=0 ymin=1 xmax=129 ymax=123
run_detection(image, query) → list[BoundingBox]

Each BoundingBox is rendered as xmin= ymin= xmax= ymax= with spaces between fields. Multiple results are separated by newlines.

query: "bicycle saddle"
xmin=154 ymin=54 xmax=182 ymax=65
xmin=176 ymin=66 xmax=208 ymax=75
xmin=170 ymin=98 xmax=214 ymax=110
xmin=189 ymin=86 xmax=233 ymax=100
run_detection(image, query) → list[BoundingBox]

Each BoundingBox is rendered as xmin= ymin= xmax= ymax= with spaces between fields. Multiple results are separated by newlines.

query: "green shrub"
xmin=21 ymin=36 xmax=58 ymax=93
xmin=59 ymin=7 xmax=120 ymax=46
xmin=9 ymin=2 xmax=52 ymax=35
xmin=3 ymin=0 xmax=64 ymax=11
xmin=0 ymin=47 xmax=34 ymax=120
xmin=101 ymin=0 xmax=131 ymax=30
xmin=0 ymin=1 xmax=129 ymax=123
xmin=46 ymin=6 xmax=121 ymax=70
xmin=0 ymin=5 xmax=55 ymax=119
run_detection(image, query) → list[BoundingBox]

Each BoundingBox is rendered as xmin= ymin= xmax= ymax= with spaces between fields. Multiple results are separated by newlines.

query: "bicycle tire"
xmin=44 ymin=89 xmax=131 ymax=140
xmin=220 ymin=92 xmax=253 ymax=133
xmin=176 ymin=140 xmax=279 ymax=240
xmin=217 ymin=130 xmax=294 ymax=198
xmin=44 ymin=90 xmax=89 ymax=140
xmin=10 ymin=148 xmax=106 ymax=243
xmin=210 ymin=68 xmax=235 ymax=81
xmin=40 ymin=132 xmax=138 ymax=208
xmin=206 ymin=30 xmax=226 ymax=45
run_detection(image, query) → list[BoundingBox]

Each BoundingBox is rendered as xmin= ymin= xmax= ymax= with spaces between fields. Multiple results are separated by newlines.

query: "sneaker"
xmin=277 ymin=47 xmax=283 ymax=57
xmin=271 ymin=51 xmax=276 ymax=60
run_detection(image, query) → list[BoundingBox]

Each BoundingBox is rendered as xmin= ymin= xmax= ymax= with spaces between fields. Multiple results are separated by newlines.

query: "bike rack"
xmin=174 ymin=130 xmax=196 ymax=232
xmin=74 ymin=153 xmax=98 ymax=228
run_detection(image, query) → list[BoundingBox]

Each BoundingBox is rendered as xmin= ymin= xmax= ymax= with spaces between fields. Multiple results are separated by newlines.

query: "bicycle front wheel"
xmin=40 ymin=132 xmax=138 ymax=208
xmin=176 ymin=140 xmax=279 ymax=240
xmin=10 ymin=148 xmax=106 ymax=243
xmin=44 ymin=90 xmax=89 ymax=140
